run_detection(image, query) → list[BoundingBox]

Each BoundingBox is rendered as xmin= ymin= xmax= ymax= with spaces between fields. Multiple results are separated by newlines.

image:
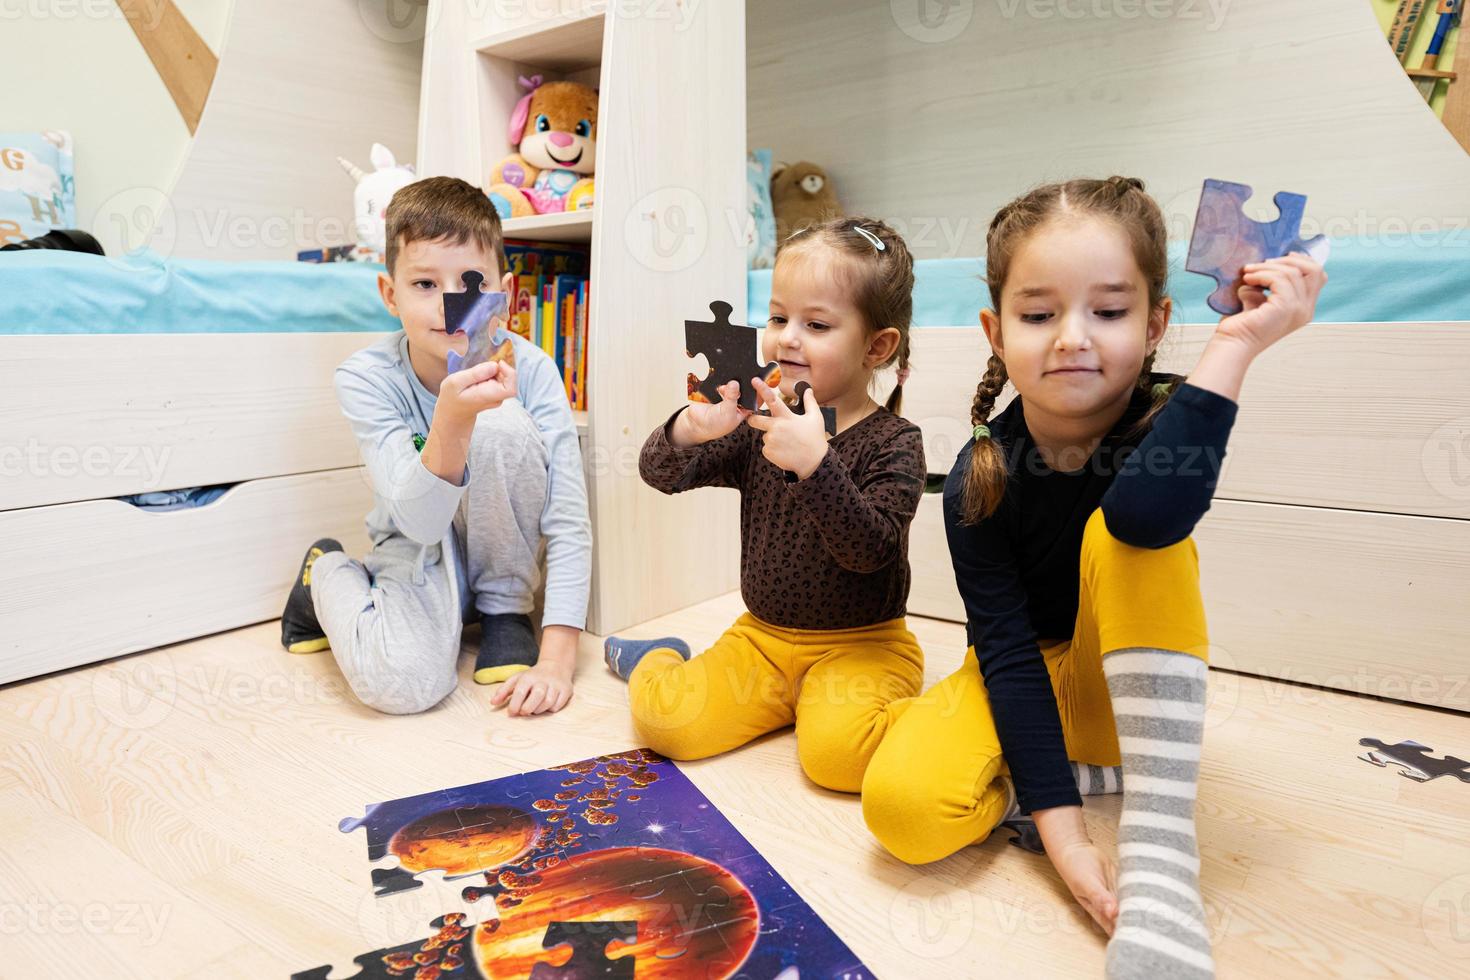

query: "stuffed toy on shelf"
xmin=771 ymin=161 xmax=841 ymax=243
xmin=487 ymin=75 xmax=597 ymax=219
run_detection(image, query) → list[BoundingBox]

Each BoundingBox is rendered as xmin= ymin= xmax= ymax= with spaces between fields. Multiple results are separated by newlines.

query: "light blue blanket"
xmin=0 ymin=249 xmax=401 ymax=334
xmin=749 ymin=236 xmax=1469 ymax=326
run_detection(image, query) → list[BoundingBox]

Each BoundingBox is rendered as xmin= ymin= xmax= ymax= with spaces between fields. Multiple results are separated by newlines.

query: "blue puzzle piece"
xmin=1185 ymin=178 xmax=1329 ymax=316
xmin=443 ymin=269 xmax=512 ymax=374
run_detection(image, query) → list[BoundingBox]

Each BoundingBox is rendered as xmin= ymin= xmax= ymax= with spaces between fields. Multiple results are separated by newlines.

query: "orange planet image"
xmin=388 ymin=805 xmax=540 ymax=877
xmin=472 ymin=846 xmax=758 ymax=979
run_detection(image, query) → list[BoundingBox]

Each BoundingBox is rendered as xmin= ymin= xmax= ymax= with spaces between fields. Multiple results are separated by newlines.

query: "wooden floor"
xmin=2 ymin=590 xmax=1468 ymax=978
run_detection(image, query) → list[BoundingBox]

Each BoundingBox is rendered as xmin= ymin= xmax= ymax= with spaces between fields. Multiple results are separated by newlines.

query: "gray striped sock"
xmin=1103 ymin=648 xmax=1214 ymax=980
xmin=1071 ymin=760 xmax=1124 ymax=796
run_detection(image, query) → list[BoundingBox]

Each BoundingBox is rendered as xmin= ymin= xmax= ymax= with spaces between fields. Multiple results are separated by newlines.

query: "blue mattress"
xmin=749 ymin=236 xmax=1469 ymax=326
xmin=0 ymin=249 xmax=401 ymax=334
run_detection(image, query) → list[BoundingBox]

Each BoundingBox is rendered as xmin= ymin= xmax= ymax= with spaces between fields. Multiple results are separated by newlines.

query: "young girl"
xmin=861 ymin=177 xmax=1325 ymax=978
xmin=603 ymin=216 xmax=926 ymax=793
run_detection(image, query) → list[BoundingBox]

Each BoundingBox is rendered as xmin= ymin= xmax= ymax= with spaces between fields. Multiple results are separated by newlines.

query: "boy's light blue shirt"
xmin=333 ymin=329 xmax=591 ymax=630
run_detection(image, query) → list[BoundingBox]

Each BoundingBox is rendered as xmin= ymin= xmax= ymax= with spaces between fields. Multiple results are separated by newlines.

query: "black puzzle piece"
xmin=685 ymin=300 xmax=780 ymax=412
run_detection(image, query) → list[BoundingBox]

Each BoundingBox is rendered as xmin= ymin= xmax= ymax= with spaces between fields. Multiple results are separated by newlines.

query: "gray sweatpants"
xmin=310 ymin=402 xmax=550 ymax=714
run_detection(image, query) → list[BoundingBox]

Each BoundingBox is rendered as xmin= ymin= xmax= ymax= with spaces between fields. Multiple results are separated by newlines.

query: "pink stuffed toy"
xmin=487 ymin=75 xmax=597 ymax=218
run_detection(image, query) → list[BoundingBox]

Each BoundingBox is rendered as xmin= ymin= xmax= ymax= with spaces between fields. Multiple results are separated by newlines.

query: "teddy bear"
xmin=771 ymin=161 xmax=841 ymax=243
xmin=487 ymin=75 xmax=597 ymax=219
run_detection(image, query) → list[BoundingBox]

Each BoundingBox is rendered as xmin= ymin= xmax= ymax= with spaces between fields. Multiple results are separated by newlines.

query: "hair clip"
xmin=973 ymin=424 xmax=991 ymax=441
xmin=852 ymin=226 xmax=885 ymax=251
xmin=1151 ymin=382 xmax=1172 ymax=398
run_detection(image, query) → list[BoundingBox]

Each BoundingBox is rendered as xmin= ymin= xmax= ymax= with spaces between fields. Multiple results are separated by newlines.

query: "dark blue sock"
xmin=603 ymin=635 xmax=691 ymax=681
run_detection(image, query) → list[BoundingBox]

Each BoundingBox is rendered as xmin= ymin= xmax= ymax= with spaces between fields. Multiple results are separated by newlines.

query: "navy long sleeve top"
xmin=942 ymin=378 xmax=1238 ymax=814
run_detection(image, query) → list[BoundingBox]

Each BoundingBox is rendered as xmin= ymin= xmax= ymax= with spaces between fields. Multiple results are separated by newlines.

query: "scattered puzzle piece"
xmin=444 ymin=270 xmax=515 ymax=374
xmin=1359 ymin=737 xmax=1470 ymax=783
xmin=999 ymin=817 xmax=1046 ymax=855
xmin=686 ymin=300 xmax=781 ymax=412
xmin=1185 ymin=178 xmax=1330 ymax=316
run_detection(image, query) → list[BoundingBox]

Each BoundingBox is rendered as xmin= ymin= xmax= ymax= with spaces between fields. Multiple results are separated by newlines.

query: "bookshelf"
xmin=417 ymin=1 xmax=748 ymax=635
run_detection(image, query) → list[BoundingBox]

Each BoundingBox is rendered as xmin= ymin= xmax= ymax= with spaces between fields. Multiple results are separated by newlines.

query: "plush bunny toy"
xmin=338 ymin=143 xmax=416 ymax=262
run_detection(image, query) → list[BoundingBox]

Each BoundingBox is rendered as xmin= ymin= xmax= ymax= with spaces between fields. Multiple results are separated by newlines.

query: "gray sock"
xmin=1072 ymin=761 xmax=1124 ymax=796
xmin=1103 ymin=648 xmax=1214 ymax=980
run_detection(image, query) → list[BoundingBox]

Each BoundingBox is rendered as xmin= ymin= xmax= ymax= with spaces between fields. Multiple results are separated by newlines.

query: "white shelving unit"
xmin=416 ymin=0 xmax=748 ymax=634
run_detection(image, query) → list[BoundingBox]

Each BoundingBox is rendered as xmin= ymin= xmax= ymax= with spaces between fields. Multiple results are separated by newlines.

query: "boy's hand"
xmin=488 ymin=624 xmax=578 ymax=717
xmin=746 ymin=378 xmax=829 ymax=480
xmin=437 ymin=360 xmax=518 ymax=429
xmin=1214 ymin=253 xmax=1326 ymax=355
xmin=670 ymin=379 xmax=750 ymax=448
xmin=490 ymin=662 xmax=573 ymax=716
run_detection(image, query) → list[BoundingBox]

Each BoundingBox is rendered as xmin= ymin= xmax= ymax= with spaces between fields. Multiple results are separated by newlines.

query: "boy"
xmin=279 ymin=177 xmax=591 ymax=717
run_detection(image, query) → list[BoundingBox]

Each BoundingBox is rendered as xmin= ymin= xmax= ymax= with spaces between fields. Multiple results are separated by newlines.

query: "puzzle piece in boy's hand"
xmin=755 ymin=380 xmax=837 ymax=436
xmin=1185 ymin=179 xmax=1330 ymax=316
xmin=1359 ymin=738 xmax=1470 ymax=783
xmin=529 ymin=920 xmax=638 ymax=980
xmin=686 ymin=300 xmax=781 ymax=411
xmin=444 ymin=270 xmax=515 ymax=374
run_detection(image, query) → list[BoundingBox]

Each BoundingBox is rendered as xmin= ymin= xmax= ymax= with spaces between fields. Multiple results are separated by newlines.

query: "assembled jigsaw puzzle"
xmin=445 ymin=270 xmax=515 ymax=375
xmin=1359 ymin=737 xmax=1470 ymax=783
xmin=298 ymin=750 xmax=870 ymax=979
xmin=1185 ymin=179 xmax=1330 ymax=316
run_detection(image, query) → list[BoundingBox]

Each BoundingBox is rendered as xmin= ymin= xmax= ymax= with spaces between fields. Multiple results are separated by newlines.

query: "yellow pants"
xmin=628 ymin=613 xmax=925 ymax=792
xmin=862 ymin=509 xmax=1210 ymax=864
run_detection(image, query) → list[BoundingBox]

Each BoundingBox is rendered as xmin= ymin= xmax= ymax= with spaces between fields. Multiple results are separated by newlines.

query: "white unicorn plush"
xmin=337 ymin=143 xmax=415 ymax=262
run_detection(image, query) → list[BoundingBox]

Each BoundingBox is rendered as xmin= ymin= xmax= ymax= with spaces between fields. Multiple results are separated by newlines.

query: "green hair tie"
xmin=973 ymin=424 xmax=991 ymax=441
xmin=1152 ymin=382 xmax=1172 ymax=398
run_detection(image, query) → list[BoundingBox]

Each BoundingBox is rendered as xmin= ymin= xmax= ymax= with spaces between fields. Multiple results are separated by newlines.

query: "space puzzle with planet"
xmin=295 ymin=749 xmax=871 ymax=979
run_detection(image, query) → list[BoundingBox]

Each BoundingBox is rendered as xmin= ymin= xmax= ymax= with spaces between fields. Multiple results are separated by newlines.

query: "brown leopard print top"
xmin=640 ymin=406 xmax=927 ymax=630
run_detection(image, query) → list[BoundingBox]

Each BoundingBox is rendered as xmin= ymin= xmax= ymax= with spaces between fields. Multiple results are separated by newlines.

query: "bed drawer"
xmin=0 ymin=468 xmax=374 ymax=684
xmin=0 ymin=333 xmax=384 ymax=510
xmin=907 ymin=492 xmax=964 ymax=624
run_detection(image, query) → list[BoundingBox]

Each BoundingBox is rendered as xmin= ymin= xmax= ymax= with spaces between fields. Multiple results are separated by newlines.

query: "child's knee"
xmin=797 ymin=729 xmax=869 ymax=793
xmin=1082 ymin=507 xmax=1196 ymax=576
xmin=348 ymin=667 xmax=456 ymax=715
xmin=861 ymin=764 xmax=958 ymax=865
